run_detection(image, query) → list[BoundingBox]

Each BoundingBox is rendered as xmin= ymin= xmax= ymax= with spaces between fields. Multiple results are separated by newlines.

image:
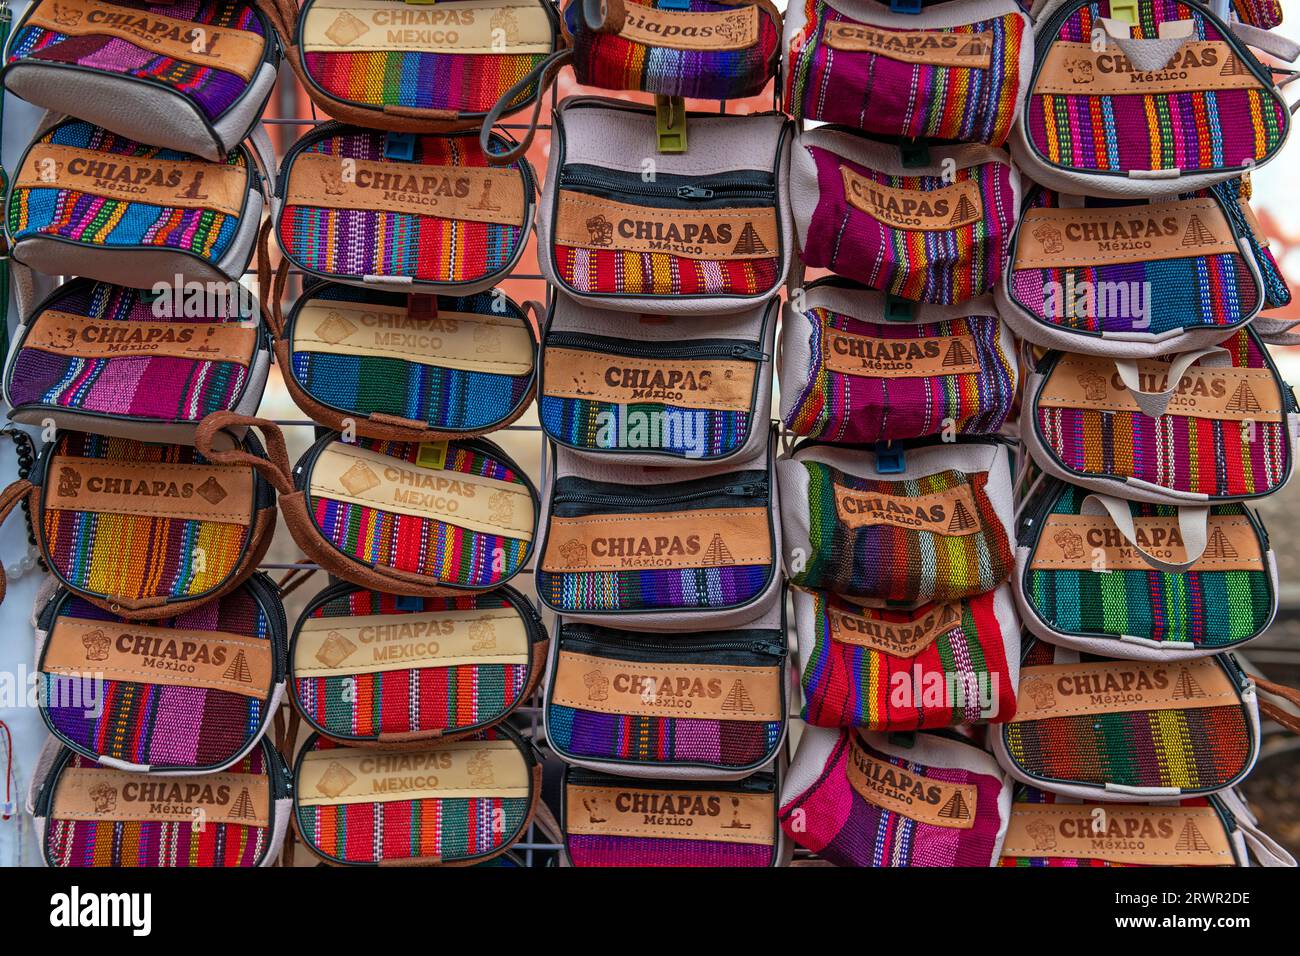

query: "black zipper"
xmin=551 ymin=480 xmax=767 ymax=512
xmin=565 ymin=766 xmax=778 ymax=794
xmin=559 ymin=165 xmax=777 ymax=208
xmin=558 ymin=622 xmax=786 ymax=663
xmin=545 ymin=331 xmax=767 ymax=363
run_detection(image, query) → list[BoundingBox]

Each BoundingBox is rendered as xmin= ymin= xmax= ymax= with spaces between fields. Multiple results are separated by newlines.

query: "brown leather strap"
xmin=480 ymin=49 xmax=572 ymax=166
xmin=1259 ymin=698 xmax=1300 ymax=735
xmin=523 ymin=299 xmax=546 ymax=332
xmin=1254 ymin=674 xmax=1300 ymax=708
xmin=276 ymin=559 xmax=319 ymax=600
xmin=273 ymin=704 xmax=302 ymax=756
xmin=0 ymin=479 xmax=35 ymax=607
xmin=195 ymin=413 xmax=295 ymax=496
xmin=585 ymin=0 xmax=627 ymax=33
xmin=256 ymin=219 xmax=291 ymax=339
xmin=254 ymin=0 xmax=299 ymax=44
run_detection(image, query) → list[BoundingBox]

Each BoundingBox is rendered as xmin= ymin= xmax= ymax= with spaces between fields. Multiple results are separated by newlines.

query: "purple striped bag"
xmin=780 ymin=727 xmax=1012 ymax=867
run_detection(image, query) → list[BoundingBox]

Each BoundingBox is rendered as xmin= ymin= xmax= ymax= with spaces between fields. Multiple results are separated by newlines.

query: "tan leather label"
xmin=823 ymin=22 xmax=993 ymax=68
xmin=846 ymin=734 xmax=977 ymax=829
xmin=823 ymin=328 xmax=981 ymax=378
xmin=285 ymin=153 xmax=526 ymax=227
xmin=301 ymin=0 xmax=554 ymax=54
xmin=541 ymin=507 xmax=771 ymax=572
xmin=294 ymin=301 xmax=533 ymax=376
xmin=543 ymin=347 xmax=756 ymax=412
xmin=27 ymin=0 xmax=265 ymax=81
xmin=1015 ymin=201 xmax=1238 ymax=269
xmin=1011 ymin=659 xmax=1240 ymax=722
xmin=294 ymin=608 xmax=529 ymax=678
xmin=1039 ymin=353 xmax=1284 ymax=423
xmin=1002 ymin=803 xmax=1234 ymax=865
xmin=296 ymin=739 xmax=528 ymax=807
xmin=45 ymin=618 xmax=273 ymax=698
xmin=1036 ymin=41 xmax=1261 ymax=96
xmin=52 ymin=768 xmax=269 ymax=827
xmin=553 ymin=191 xmax=779 ymax=261
xmin=833 ymin=483 xmax=982 ymax=536
xmin=827 ymin=601 xmax=965 ymax=658
xmin=566 ymin=783 xmax=775 ymax=845
xmin=551 ymin=650 xmax=781 ymax=721
xmin=619 ymin=4 xmax=758 ymax=51
xmin=1030 ymin=513 xmax=1265 ymax=572
xmin=45 ymin=455 xmax=253 ymax=525
xmin=840 ymin=167 xmax=983 ymax=232
xmin=26 ymin=311 xmax=256 ymax=364
xmin=17 ymin=144 xmax=246 ymax=217
xmin=309 ymin=441 xmax=534 ymax=541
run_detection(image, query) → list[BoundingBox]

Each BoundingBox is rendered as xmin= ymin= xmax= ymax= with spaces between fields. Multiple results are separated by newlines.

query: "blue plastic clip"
xmin=889 ymin=0 xmax=922 ymax=14
xmin=384 ymin=132 xmax=416 ymax=162
xmin=875 ymin=442 xmax=905 ymax=474
xmin=395 ymin=595 xmax=424 ymax=611
xmin=658 ymin=0 xmax=691 ymax=9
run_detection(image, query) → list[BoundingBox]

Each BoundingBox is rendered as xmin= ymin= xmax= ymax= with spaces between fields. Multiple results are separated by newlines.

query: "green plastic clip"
xmin=655 ymin=95 xmax=687 ymax=154
xmin=1108 ymin=0 xmax=1140 ymax=25
xmin=888 ymin=731 xmax=917 ymax=749
xmin=884 ymin=294 xmax=915 ymax=323
xmin=900 ymin=140 xmax=931 ymax=168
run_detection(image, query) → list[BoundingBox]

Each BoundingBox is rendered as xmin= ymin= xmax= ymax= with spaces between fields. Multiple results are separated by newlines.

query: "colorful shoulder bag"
xmin=537 ymin=96 xmax=793 ymax=314
xmin=778 ymin=436 xmax=1017 ymax=604
xmin=1015 ymin=479 xmax=1278 ymax=659
xmin=31 ymin=736 xmax=291 ymax=867
xmin=6 ymin=115 xmax=272 ymax=288
xmin=290 ymin=582 xmax=547 ymax=745
xmin=1012 ymin=0 xmax=1298 ymax=197
xmin=783 ymin=0 xmax=1033 ymax=147
xmin=535 ymin=433 xmax=782 ymax=631
xmin=780 ymin=727 xmax=1013 ymax=867
xmin=544 ymin=603 xmax=788 ymax=779
xmin=563 ymin=766 xmax=790 ymax=867
xmin=272 ymin=123 xmax=534 ymax=296
xmin=792 ymin=584 xmax=1020 ymax=731
xmin=999 ymin=180 xmax=1289 ymax=357
xmin=790 ymin=127 xmax=1021 ymax=304
xmin=1024 ymin=327 xmax=1300 ymax=503
xmin=993 ymin=638 xmax=1260 ymax=800
xmin=780 ymin=278 xmax=1018 ymax=444
xmin=291 ymin=725 xmax=540 ymax=865
xmin=539 ymin=295 xmax=777 ymax=466
xmin=5 ymin=277 xmax=269 ymax=445
xmin=34 ymin=574 xmax=286 ymax=773
xmin=5 ymin=0 xmax=281 ymax=160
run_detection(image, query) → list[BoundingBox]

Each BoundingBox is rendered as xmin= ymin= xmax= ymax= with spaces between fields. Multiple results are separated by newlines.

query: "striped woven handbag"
xmin=780 ymin=727 xmax=1013 ymax=867
xmin=790 ymin=127 xmax=1021 ymax=305
xmin=0 ymin=425 xmax=281 ymax=620
xmin=272 ymin=123 xmax=534 ymax=296
xmin=563 ymin=766 xmax=790 ymax=867
xmin=290 ymin=582 xmax=547 ymax=745
xmin=5 ymin=0 xmax=281 ymax=160
xmin=1012 ymin=0 xmax=1298 ymax=197
xmin=1015 ymin=479 xmax=1278 ymax=660
xmin=782 ymin=0 xmax=1033 ymax=147
xmin=780 ymin=278 xmax=1019 ymax=444
xmin=5 ymin=278 xmax=269 ymax=446
xmin=35 ymin=575 xmax=287 ymax=773
xmin=31 ymin=736 xmax=291 ymax=867
xmin=778 ymin=436 xmax=1017 ymax=604
xmin=291 ymin=724 xmax=540 ymax=866
xmin=1024 ymin=327 xmax=1300 ymax=504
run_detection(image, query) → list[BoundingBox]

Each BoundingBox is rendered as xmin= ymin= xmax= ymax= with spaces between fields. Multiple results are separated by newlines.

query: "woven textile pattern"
xmin=1034 ymin=330 xmax=1291 ymax=498
xmin=280 ymin=130 xmax=527 ymax=284
xmin=784 ymin=0 xmax=1026 ymax=146
xmin=541 ymin=395 xmax=751 ymax=459
xmin=784 ymin=306 xmax=1016 ymax=442
xmin=563 ymin=0 xmax=779 ymax=99
xmin=800 ymin=147 xmax=1015 ymax=304
xmin=1231 ymin=0 xmax=1283 ymax=28
xmin=290 ymin=286 xmax=532 ymax=430
xmin=800 ymin=590 xmax=1014 ymax=730
xmin=1009 ymin=188 xmax=1261 ymax=336
xmin=8 ymin=121 xmax=245 ymax=258
xmin=1025 ymin=485 xmax=1273 ymax=648
xmin=44 ymin=591 xmax=270 ymax=767
xmin=791 ymin=460 xmax=1013 ymax=603
xmin=539 ymin=562 xmax=771 ymax=613
xmin=10 ymin=283 xmax=252 ymax=422
xmin=553 ymin=244 xmax=780 ymax=298
xmin=1026 ymin=0 xmax=1288 ymax=175
xmin=547 ymin=704 xmax=782 ymax=770
xmin=310 ymin=438 xmax=531 ymax=588
xmin=294 ymin=589 xmax=528 ymax=740
xmin=296 ymin=731 xmax=527 ymax=863
xmin=46 ymin=751 xmax=270 ymax=866
xmin=566 ymin=832 xmax=775 ymax=867
xmin=43 ymin=432 xmax=253 ymax=602
xmin=8 ymin=0 xmax=267 ymax=121
xmin=779 ymin=732 xmax=1006 ymax=866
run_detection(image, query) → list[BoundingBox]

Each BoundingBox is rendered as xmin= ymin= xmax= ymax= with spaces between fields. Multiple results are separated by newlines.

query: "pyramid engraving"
xmin=731 ymin=222 xmax=768 ymax=256
xmin=721 ymin=679 xmax=755 ymax=714
xmin=938 ymin=790 xmax=970 ymax=821
xmin=947 ymin=500 xmax=977 ymax=534
xmin=1181 ymin=215 xmax=1215 ymax=247
xmin=1174 ymin=667 xmax=1207 ymax=700
xmin=1224 ymin=381 xmax=1261 ymax=415
xmin=222 ymin=650 xmax=252 ymax=683
xmin=229 ymin=787 xmax=257 ymax=820
xmin=704 ymin=533 xmax=735 ymax=565
xmin=1219 ymin=53 xmax=1249 ymax=76
xmin=1176 ymin=819 xmax=1212 ymax=852
xmin=949 ymin=193 xmax=979 ymax=225
xmin=1204 ymin=527 xmax=1238 ymax=560
xmin=942 ymin=338 xmax=976 ymax=368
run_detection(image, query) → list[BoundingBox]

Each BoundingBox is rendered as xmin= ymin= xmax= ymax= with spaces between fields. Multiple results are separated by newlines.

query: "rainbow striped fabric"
xmin=784 ymin=0 xmax=1028 ymax=146
xmin=1024 ymin=0 xmax=1289 ymax=178
xmin=552 ymin=246 xmax=780 ymax=300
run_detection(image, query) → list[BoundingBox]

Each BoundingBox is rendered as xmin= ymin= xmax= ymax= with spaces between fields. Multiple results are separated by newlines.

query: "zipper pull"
xmin=750 ymin=640 xmax=785 ymax=656
xmin=724 ymin=483 xmax=763 ymax=496
xmin=730 ymin=344 xmax=768 ymax=361
xmin=677 ymin=185 xmax=714 ymax=200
